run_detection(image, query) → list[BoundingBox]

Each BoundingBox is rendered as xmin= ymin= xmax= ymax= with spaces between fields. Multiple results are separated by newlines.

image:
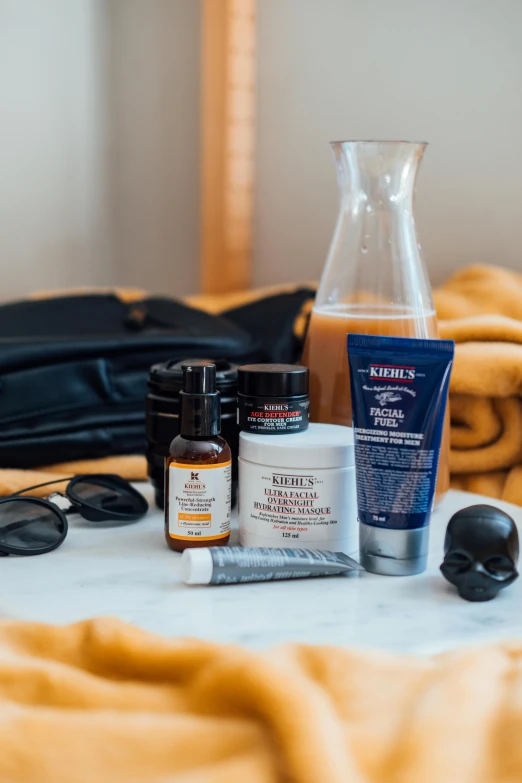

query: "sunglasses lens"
xmin=71 ymin=479 xmax=147 ymax=517
xmin=0 ymin=500 xmax=65 ymax=552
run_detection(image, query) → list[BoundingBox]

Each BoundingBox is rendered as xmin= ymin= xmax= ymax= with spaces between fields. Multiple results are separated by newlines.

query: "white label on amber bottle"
xmin=169 ymin=461 xmax=231 ymax=541
xmin=238 ymin=461 xmax=357 ymax=547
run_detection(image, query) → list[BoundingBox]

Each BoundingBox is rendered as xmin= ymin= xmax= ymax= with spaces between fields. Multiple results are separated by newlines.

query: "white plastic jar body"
xmin=238 ymin=457 xmax=357 ymax=554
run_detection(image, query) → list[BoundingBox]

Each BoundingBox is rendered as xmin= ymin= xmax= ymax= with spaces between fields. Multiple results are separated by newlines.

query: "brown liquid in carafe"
xmin=302 ymin=305 xmax=450 ymax=500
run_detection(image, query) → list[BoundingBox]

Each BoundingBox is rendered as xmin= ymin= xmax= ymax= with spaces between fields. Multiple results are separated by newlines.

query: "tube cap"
xmin=359 ymin=523 xmax=430 ymax=576
xmin=182 ymin=548 xmax=214 ymax=584
xmin=238 ymin=364 xmax=309 ymax=397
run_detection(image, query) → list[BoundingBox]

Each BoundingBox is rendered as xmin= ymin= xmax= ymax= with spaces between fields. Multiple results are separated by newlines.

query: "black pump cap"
xmin=183 ymin=361 xmax=216 ymax=394
xmin=180 ymin=361 xmax=221 ymax=437
xmin=238 ymin=364 xmax=309 ymax=397
xmin=148 ymin=358 xmax=238 ymax=395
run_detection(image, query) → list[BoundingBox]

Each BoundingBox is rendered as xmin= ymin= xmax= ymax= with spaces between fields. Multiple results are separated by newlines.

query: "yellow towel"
xmin=434 ymin=265 xmax=522 ymax=505
xmin=1 ymin=617 xmax=521 ymax=783
xmin=0 ymin=456 xmax=148 ymax=498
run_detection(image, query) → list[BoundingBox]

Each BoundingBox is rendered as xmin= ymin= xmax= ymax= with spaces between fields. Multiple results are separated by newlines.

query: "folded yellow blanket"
xmin=434 ymin=265 xmax=522 ymax=505
xmin=1 ymin=617 xmax=521 ymax=783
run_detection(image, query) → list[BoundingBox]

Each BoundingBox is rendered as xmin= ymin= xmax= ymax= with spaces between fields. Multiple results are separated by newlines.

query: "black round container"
xmin=237 ymin=364 xmax=309 ymax=435
xmin=146 ymin=358 xmax=239 ymax=509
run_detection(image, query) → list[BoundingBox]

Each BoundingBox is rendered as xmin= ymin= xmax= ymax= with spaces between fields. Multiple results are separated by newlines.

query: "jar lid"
xmin=149 ymin=358 xmax=238 ymax=394
xmin=239 ymin=423 xmax=354 ymax=469
xmin=238 ymin=363 xmax=309 ymax=397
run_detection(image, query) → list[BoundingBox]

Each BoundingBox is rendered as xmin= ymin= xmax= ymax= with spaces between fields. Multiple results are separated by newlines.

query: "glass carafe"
xmin=302 ymin=140 xmax=449 ymax=499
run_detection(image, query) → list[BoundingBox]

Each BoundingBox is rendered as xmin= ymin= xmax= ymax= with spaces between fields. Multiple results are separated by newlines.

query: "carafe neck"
xmin=315 ymin=140 xmax=434 ymax=315
xmin=332 ymin=140 xmax=425 ymax=214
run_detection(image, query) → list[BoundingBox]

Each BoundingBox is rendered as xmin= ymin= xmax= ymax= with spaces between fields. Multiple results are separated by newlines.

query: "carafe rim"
xmin=329 ymin=139 xmax=428 ymax=146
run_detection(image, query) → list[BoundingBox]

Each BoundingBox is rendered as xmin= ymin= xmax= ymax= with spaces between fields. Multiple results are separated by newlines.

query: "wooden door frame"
xmin=200 ymin=0 xmax=256 ymax=294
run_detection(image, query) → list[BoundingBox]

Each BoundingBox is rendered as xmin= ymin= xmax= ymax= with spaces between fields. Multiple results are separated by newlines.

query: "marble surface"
xmin=2 ymin=485 xmax=522 ymax=654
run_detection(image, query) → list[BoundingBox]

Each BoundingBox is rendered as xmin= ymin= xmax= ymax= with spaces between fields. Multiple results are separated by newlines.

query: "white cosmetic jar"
xmin=239 ymin=423 xmax=357 ymax=554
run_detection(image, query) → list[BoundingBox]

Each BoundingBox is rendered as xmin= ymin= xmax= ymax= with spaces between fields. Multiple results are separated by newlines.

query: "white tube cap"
xmin=181 ymin=548 xmax=214 ymax=585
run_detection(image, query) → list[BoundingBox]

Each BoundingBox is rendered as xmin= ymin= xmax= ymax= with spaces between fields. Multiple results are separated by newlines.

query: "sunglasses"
xmin=0 ymin=474 xmax=148 ymax=556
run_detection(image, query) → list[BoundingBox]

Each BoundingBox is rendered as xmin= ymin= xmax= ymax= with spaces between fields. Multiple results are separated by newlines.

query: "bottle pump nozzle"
xmin=180 ymin=361 xmax=221 ymax=437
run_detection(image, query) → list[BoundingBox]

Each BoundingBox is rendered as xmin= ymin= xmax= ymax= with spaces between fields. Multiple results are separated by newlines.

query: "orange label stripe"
xmin=169 ymin=461 xmax=232 ymax=470
xmin=169 ymin=530 xmax=230 ymax=542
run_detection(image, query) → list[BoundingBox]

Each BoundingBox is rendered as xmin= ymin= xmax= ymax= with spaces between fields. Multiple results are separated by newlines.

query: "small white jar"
xmin=239 ymin=423 xmax=357 ymax=554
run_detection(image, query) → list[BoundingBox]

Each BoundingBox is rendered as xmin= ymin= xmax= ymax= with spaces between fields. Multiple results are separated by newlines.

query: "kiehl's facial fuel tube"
xmin=347 ymin=334 xmax=454 ymax=576
xmin=182 ymin=546 xmax=363 ymax=585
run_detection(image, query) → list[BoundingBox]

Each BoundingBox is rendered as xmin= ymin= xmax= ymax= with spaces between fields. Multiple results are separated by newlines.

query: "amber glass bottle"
xmin=165 ymin=362 xmax=232 ymax=552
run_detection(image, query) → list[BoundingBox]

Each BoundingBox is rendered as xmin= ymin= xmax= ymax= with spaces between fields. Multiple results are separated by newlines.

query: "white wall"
xmin=0 ymin=0 xmax=111 ymax=298
xmin=5 ymin=1 xmax=519 ymax=299
xmin=254 ymin=0 xmax=522 ymax=288
xmin=0 ymin=0 xmax=200 ymax=299
xmin=106 ymin=0 xmax=200 ymax=296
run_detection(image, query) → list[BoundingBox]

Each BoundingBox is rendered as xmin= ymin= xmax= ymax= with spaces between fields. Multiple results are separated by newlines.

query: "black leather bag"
xmin=0 ymin=295 xmax=261 ymax=468
xmin=223 ymin=287 xmax=314 ymax=364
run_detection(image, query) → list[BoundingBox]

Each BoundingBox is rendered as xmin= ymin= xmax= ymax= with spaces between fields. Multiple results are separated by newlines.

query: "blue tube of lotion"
xmin=347 ymin=334 xmax=454 ymax=576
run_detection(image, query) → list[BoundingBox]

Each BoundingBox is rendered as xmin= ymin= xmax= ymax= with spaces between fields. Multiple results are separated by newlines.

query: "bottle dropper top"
xmin=180 ymin=361 xmax=221 ymax=437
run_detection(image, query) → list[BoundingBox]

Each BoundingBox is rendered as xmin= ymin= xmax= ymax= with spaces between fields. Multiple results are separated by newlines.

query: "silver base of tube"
xmin=359 ymin=523 xmax=430 ymax=576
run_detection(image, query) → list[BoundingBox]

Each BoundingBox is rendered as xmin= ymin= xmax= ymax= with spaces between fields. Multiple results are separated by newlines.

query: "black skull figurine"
xmin=440 ymin=504 xmax=519 ymax=602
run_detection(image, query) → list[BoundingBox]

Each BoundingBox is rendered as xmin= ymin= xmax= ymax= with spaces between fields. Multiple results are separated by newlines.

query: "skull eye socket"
xmin=443 ymin=551 xmax=472 ymax=574
xmin=483 ymin=556 xmax=514 ymax=578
